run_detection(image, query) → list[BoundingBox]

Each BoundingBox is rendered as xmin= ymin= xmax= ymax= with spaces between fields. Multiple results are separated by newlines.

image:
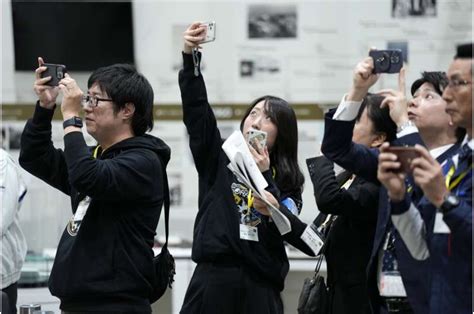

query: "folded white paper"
xmin=223 ymin=131 xmax=292 ymax=235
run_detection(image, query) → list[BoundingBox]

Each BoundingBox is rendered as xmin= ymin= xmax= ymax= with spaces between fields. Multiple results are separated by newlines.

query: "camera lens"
xmin=377 ymin=52 xmax=391 ymax=71
xmin=57 ymin=68 xmax=64 ymax=79
xmin=391 ymin=53 xmax=400 ymax=64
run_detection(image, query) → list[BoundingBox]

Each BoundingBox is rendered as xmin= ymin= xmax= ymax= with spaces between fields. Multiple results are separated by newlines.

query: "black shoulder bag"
xmin=297 ymin=215 xmax=337 ymax=314
xmin=149 ymin=166 xmax=176 ymax=303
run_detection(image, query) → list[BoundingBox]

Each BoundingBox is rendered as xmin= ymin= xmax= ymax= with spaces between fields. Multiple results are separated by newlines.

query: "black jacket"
xmin=307 ymin=156 xmax=378 ymax=314
xmin=179 ymin=52 xmax=313 ymax=292
xmin=19 ymin=103 xmax=170 ymax=312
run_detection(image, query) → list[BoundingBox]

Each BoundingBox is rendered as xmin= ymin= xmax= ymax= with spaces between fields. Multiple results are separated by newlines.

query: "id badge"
xmin=301 ymin=224 xmax=325 ymax=256
xmin=379 ymin=273 xmax=407 ymax=297
xmin=240 ymin=224 xmax=259 ymax=242
xmin=434 ymin=212 xmax=450 ymax=234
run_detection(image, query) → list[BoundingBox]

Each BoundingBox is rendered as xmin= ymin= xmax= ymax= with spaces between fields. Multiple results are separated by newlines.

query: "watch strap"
xmin=63 ymin=116 xmax=83 ymax=129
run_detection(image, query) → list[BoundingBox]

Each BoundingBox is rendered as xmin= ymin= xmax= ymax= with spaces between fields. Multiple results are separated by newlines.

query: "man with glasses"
xmin=19 ymin=57 xmax=171 ymax=313
xmin=378 ymin=42 xmax=473 ymax=313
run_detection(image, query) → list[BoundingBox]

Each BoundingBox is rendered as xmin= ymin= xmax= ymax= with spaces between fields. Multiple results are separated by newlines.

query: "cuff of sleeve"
xmin=32 ymin=100 xmax=56 ymax=125
xmin=182 ymin=51 xmax=200 ymax=72
xmin=396 ymin=125 xmax=418 ymax=138
xmin=262 ymin=169 xmax=273 ymax=181
xmin=332 ymin=94 xmax=363 ymax=121
xmin=64 ymin=131 xmax=87 ymax=156
xmin=391 ymin=196 xmax=411 ymax=215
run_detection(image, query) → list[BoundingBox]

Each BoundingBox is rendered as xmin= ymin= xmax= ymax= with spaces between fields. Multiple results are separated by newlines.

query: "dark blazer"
xmin=307 ymin=156 xmax=379 ymax=314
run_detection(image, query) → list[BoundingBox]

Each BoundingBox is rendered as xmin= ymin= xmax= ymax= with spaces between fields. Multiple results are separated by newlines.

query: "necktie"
xmin=382 ymin=228 xmax=398 ymax=272
xmin=444 ymin=143 xmax=472 ymax=190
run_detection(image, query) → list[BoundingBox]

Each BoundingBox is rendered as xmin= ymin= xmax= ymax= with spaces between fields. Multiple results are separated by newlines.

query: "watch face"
xmin=446 ymin=194 xmax=459 ymax=206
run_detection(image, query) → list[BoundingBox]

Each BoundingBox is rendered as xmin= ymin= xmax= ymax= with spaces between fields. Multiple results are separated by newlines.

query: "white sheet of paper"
xmin=222 ymin=131 xmax=268 ymax=196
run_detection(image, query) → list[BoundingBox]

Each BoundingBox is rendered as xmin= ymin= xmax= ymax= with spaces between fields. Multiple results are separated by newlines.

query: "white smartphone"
xmin=200 ymin=21 xmax=216 ymax=43
xmin=247 ymin=128 xmax=267 ymax=149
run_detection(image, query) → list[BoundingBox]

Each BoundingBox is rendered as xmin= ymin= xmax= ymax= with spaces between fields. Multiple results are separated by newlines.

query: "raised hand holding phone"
xmin=247 ymin=129 xmax=270 ymax=171
xmin=183 ymin=22 xmax=206 ymax=54
xmin=34 ymin=57 xmax=60 ymax=109
xmin=199 ymin=21 xmax=216 ymax=43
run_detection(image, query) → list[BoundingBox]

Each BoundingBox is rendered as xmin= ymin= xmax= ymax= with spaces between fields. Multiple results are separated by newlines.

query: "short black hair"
xmin=411 ymin=71 xmax=448 ymax=97
xmin=356 ymin=94 xmax=397 ymax=143
xmin=455 ymin=43 xmax=473 ymax=59
xmin=88 ymin=64 xmax=154 ymax=136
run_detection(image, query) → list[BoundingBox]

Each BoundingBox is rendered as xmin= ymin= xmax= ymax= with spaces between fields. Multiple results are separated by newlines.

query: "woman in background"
xmin=306 ymin=94 xmax=397 ymax=314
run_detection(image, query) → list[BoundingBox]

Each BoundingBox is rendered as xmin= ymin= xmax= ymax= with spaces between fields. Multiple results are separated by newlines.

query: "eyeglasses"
xmin=82 ymin=94 xmax=113 ymax=107
xmin=441 ymin=78 xmax=472 ymax=92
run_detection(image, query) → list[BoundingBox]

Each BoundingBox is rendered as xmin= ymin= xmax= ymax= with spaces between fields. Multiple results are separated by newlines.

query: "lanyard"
xmin=247 ymin=189 xmax=254 ymax=209
xmin=245 ymin=166 xmax=276 ymax=209
xmin=445 ymin=164 xmax=472 ymax=191
xmin=92 ymin=145 xmax=101 ymax=159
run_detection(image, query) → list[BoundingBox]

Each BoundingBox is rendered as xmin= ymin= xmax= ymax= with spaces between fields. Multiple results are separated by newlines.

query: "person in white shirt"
xmin=1 ymin=146 xmax=28 ymax=314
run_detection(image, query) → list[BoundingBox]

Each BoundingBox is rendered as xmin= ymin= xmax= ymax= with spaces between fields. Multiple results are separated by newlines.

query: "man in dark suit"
xmin=321 ymin=56 xmax=460 ymax=314
xmin=378 ymin=43 xmax=473 ymax=314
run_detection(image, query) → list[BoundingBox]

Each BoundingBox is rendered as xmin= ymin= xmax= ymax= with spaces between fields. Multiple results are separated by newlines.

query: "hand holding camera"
xmin=34 ymin=57 xmax=60 ymax=109
xmin=348 ymin=56 xmax=380 ymax=101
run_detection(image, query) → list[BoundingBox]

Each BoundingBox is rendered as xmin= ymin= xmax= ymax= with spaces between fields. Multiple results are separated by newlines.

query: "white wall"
xmin=1 ymin=0 xmax=472 ymax=252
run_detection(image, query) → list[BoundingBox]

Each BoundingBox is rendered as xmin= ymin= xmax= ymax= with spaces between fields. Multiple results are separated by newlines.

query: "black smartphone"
xmin=385 ymin=146 xmax=420 ymax=173
xmin=41 ymin=63 xmax=67 ymax=86
xmin=369 ymin=50 xmax=403 ymax=74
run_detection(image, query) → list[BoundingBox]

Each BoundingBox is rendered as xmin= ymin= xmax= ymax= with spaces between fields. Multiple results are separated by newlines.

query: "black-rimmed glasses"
xmin=82 ymin=94 xmax=113 ymax=107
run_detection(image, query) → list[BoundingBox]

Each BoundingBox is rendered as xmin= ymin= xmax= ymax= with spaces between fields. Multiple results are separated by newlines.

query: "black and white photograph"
xmin=239 ymin=56 xmax=281 ymax=79
xmin=248 ymin=4 xmax=297 ymax=39
xmin=392 ymin=0 xmax=437 ymax=17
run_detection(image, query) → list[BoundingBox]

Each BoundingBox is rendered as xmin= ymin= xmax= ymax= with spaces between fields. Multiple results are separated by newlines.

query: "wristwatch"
xmin=439 ymin=193 xmax=459 ymax=214
xmin=63 ymin=116 xmax=83 ymax=129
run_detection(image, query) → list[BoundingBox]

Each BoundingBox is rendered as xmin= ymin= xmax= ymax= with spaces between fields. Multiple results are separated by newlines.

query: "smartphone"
xmin=369 ymin=49 xmax=403 ymax=74
xmin=41 ymin=63 xmax=67 ymax=86
xmin=200 ymin=21 xmax=216 ymax=43
xmin=385 ymin=146 xmax=420 ymax=173
xmin=247 ymin=128 xmax=267 ymax=150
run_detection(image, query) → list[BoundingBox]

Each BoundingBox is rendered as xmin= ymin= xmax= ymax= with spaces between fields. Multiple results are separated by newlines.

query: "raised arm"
xmin=178 ymin=22 xmax=223 ymax=184
xmin=19 ymin=57 xmax=71 ymax=195
xmin=306 ymin=156 xmax=378 ymax=219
